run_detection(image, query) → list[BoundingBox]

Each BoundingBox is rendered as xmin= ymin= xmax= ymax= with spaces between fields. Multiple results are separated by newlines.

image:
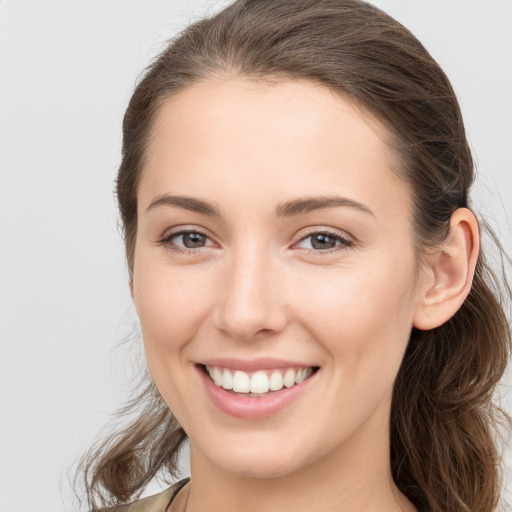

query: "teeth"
xmin=232 ymin=370 xmax=250 ymax=393
xmin=250 ymin=371 xmax=270 ymax=394
xmin=205 ymin=365 xmax=314 ymax=394
xmin=222 ymin=368 xmax=233 ymax=390
xmin=296 ymin=368 xmax=310 ymax=384
xmin=283 ymin=368 xmax=295 ymax=388
xmin=269 ymin=370 xmax=283 ymax=391
xmin=212 ymin=366 xmax=222 ymax=386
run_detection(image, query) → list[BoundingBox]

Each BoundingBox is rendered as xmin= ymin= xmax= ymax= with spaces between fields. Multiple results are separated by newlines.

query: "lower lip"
xmin=198 ymin=366 xmax=317 ymax=419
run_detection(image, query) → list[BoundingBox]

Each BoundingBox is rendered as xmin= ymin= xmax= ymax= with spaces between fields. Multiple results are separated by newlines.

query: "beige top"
xmin=119 ymin=479 xmax=189 ymax=512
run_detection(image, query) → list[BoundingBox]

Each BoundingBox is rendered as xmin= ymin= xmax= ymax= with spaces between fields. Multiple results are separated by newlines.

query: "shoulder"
xmin=117 ymin=479 xmax=189 ymax=512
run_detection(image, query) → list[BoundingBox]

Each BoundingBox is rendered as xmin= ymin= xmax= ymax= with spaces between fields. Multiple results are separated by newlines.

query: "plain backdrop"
xmin=0 ymin=1 xmax=511 ymax=511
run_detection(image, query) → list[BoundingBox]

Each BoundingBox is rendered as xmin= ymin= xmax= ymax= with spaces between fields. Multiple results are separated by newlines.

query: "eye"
xmin=295 ymin=231 xmax=353 ymax=252
xmin=159 ymin=229 xmax=215 ymax=253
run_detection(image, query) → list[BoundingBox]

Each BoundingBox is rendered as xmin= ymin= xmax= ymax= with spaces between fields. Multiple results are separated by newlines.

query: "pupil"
xmin=184 ymin=232 xmax=205 ymax=248
xmin=312 ymin=234 xmax=336 ymax=249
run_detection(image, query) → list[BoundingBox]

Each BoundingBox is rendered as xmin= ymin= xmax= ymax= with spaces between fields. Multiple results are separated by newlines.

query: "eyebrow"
xmin=146 ymin=194 xmax=374 ymax=218
xmin=146 ymin=194 xmax=221 ymax=216
xmin=276 ymin=196 xmax=375 ymax=218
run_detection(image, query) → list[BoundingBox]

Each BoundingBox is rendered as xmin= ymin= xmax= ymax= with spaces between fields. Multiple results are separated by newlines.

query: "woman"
xmin=77 ymin=1 xmax=511 ymax=511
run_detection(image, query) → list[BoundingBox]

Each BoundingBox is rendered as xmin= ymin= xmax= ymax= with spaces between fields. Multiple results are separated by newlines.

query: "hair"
xmin=75 ymin=1 xmax=511 ymax=511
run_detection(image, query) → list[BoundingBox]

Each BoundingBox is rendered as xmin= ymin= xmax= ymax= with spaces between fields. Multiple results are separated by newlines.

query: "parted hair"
xmin=76 ymin=1 xmax=511 ymax=511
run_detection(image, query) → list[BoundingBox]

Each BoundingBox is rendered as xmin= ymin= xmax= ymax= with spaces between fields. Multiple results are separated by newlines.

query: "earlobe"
xmin=413 ymin=208 xmax=480 ymax=331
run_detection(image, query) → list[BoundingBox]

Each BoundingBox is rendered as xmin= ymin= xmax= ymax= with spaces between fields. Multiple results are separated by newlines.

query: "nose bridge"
xmin=214 ymin=240 xmax=286 ymax=341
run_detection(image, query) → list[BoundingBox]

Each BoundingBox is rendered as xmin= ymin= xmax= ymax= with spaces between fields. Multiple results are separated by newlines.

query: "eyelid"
xmin=292 ymin=227 xmax=354 ymax=253
xmin=156 ymin=225 xmax=355 ymax=255
xmin=157 ymin=226 xmax=217 ymax=253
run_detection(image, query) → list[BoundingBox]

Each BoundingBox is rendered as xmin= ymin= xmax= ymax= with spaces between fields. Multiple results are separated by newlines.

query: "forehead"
xmin=140 ymin=77 xmax=411 ymax=222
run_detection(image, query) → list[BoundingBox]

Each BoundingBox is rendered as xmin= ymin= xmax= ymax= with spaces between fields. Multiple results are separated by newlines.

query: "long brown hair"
xmin=76 ymin=1 xmax=511 ymax=510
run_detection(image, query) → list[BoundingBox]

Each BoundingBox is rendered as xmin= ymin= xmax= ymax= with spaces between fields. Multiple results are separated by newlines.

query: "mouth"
xmin=201 ymin=364 xmax=319 ymax=397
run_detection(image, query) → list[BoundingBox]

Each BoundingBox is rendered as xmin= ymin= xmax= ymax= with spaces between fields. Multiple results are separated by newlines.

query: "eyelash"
xmin=295 ymin=229 xmax=354 ymax=255
xmin=157 ymin=228 xmax=354 ymax=255
xmin=158 ymin=228 xmax=213 ymax=255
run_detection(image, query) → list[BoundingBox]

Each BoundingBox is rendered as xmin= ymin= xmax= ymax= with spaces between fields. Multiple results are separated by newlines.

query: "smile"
xmin=198 ymin=360 xmax=320 ymax=419
xmin=205 ymin=365 xmax=316 ymax=395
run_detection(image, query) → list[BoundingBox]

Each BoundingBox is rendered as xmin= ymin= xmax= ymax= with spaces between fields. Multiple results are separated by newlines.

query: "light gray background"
xmin=0 ymin=1 xmax=511 ymax=511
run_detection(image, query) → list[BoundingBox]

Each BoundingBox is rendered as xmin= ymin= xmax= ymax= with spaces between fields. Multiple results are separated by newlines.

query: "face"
xmin=132 ymin=78 xmax=427 ymax=480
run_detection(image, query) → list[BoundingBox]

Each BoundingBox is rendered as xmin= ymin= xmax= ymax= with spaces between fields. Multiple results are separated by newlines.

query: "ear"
xmin=413 ymin=208 xmax=480 ymax=330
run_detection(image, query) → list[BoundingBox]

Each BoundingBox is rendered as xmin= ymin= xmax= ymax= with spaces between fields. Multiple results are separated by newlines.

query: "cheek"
xmin=295 ymin=263 xmax=418 ymax=431
xmin=132 ymin=259 xmax=216 ymax=354
xmin=292 ymin=258 xmax=417 ymax=366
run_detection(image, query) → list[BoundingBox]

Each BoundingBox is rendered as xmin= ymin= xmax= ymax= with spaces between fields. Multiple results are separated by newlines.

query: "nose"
xmin=213 ymin=247 xmax=288 ymax=341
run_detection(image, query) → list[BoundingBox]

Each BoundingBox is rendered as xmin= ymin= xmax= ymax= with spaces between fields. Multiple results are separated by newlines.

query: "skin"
xmin=131 ymin=78 xmax=479 ymax=512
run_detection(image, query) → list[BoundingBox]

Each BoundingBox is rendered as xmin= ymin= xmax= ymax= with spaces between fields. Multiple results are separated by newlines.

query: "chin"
xmin=192 ymin=431 xmax=324 ymax=480
xmin=219 ymin=454 xmax=307 ymax=480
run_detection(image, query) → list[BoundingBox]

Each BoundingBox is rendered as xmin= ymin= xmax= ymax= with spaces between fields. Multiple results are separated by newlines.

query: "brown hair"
xmin=76 ymin=1 xmax=511 ymax=511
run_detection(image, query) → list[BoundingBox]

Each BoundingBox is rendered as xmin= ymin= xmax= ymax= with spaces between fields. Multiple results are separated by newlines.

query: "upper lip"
xmin=198 ymin=357 xmax=318 ymax=372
